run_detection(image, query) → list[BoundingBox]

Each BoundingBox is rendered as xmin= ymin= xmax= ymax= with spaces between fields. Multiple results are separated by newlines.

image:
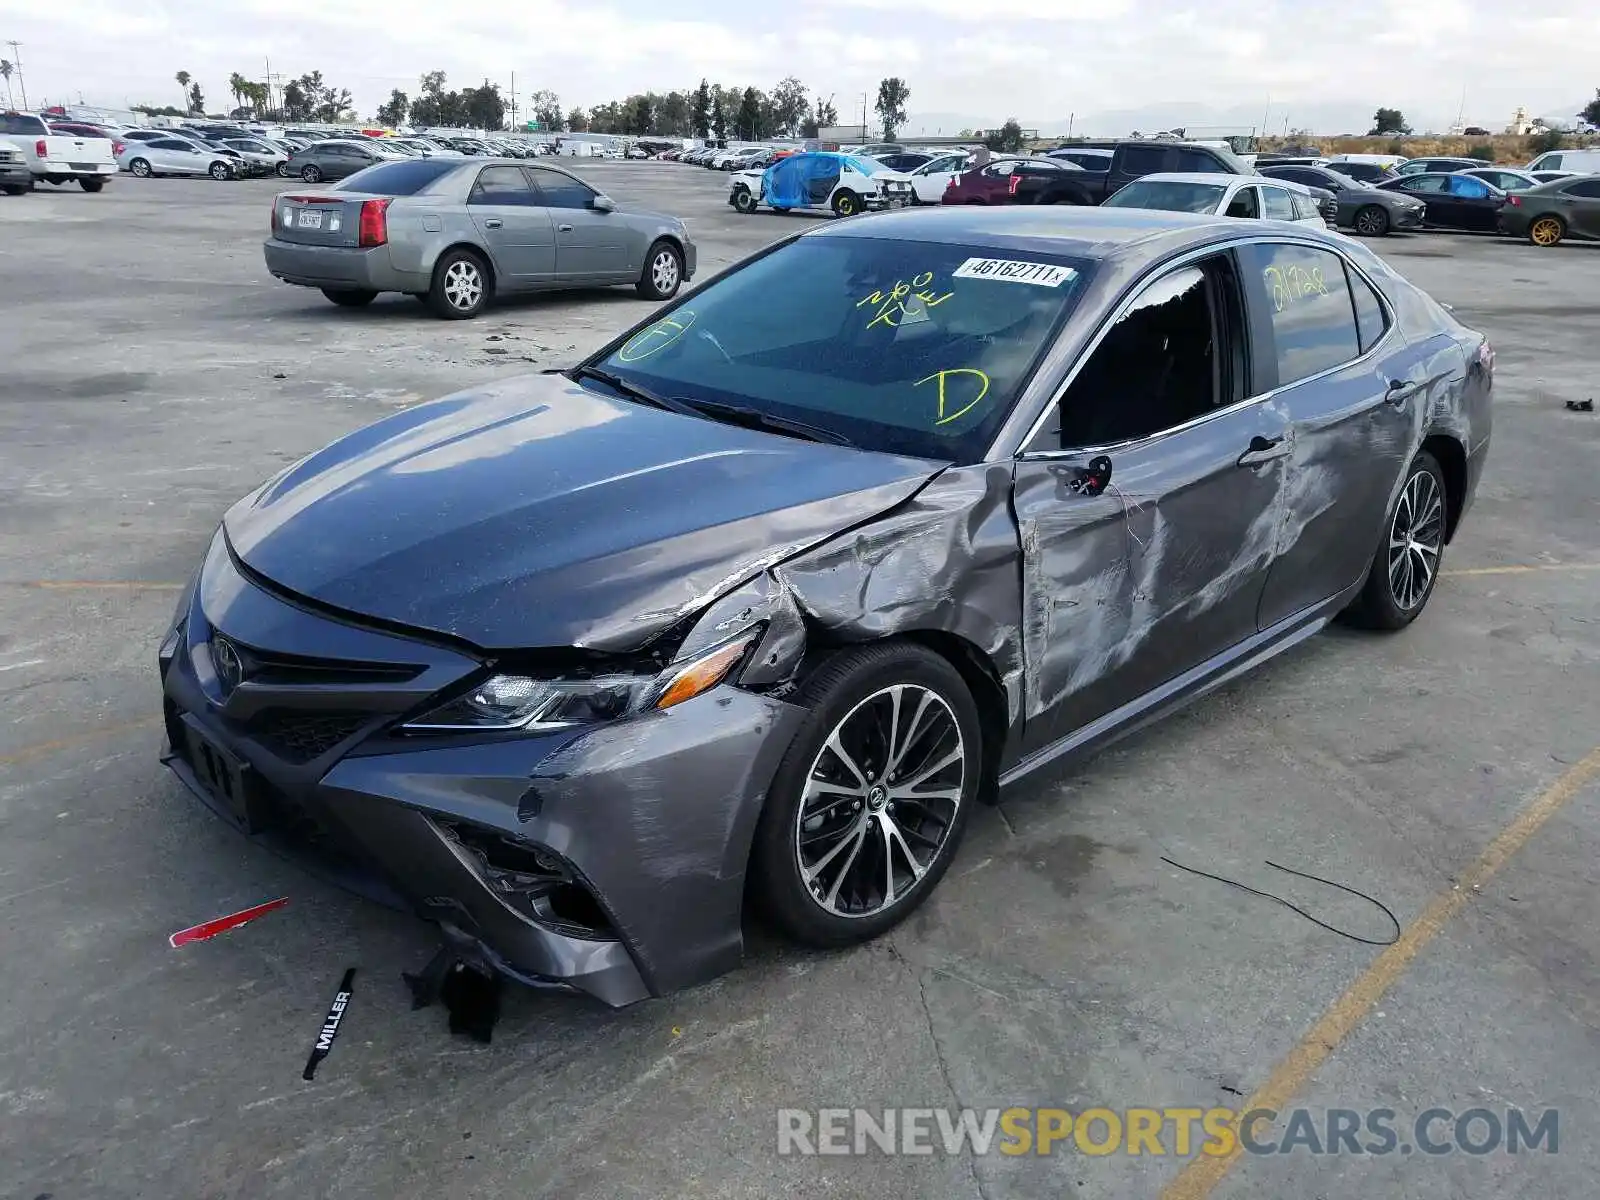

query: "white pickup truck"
xmin=0 ymin=111 xmax=118 ymax=192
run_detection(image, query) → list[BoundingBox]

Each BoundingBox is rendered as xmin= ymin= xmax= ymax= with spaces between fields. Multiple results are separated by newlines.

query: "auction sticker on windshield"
xmin=952 ymin=258 xmax=1078 ymax=287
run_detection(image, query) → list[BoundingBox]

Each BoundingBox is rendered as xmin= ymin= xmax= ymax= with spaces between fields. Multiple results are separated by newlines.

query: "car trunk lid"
xmin=272 ymin=192 xmax=373 ymax=248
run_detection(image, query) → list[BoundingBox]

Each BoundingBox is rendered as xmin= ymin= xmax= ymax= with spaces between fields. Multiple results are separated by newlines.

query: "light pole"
xmin=5 ymin=41 xmax=26 ymax=109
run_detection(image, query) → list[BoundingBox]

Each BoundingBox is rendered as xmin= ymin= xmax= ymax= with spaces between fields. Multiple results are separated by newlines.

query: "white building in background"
xmin=1506 ymin=107 xmax=1533 ymax=136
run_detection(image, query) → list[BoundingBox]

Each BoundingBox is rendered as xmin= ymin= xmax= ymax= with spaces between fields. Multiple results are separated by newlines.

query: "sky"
xmin=0 ymin=0 xmax=1593 ymax=135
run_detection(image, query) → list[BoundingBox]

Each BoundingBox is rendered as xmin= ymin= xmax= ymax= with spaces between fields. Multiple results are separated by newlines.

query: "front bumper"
xmin=263 ymin=238 xmax=426 ymax=292
xmin=158 ymin=532 xmax=805 ymax=1005
xmin=0 ymin=161 xmax=30 ymax=187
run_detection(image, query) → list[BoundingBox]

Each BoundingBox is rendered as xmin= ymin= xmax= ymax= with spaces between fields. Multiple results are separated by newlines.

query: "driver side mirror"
xmin=590 ymin=194 xmax=616 ymax=213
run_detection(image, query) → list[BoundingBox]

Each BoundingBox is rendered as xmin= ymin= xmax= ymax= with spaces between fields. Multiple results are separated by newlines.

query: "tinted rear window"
xmin=0 ymin=113 xmax=48 ymax=136
xmin=334 ymin=159 xmax=458 ymax=195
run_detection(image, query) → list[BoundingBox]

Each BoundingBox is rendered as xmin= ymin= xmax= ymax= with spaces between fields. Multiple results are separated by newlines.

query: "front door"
xmin=1012 ymin=251 xmax=1287 ymax=752
xmin=1557 ymin=177 xmax=1600 ymax=237
xmin=466 ymin=165 xmax=557 ymax=286
xmin=1238 ymin=241 xmax=1421 ymax=629
xmin=531 ymin=168 xmax=629 ymax=281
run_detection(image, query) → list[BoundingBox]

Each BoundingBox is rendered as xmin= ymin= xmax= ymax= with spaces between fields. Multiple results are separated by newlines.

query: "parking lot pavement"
xmin=1 ymin=165 xmax=1597 ymax=1199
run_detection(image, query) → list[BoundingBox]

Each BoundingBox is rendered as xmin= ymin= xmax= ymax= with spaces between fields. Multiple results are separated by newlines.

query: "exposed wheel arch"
xmin=1421 ymin=431 xmax=1468 ymax=542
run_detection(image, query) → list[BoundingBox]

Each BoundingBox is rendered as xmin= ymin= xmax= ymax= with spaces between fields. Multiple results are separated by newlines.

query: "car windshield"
xmin=1104 ymin=180 xmax=1227 ymax=213
xmin=332 ymin=159 xmax=459 ymax=194
xmin=589 ymin=236 xmax=1092 ymax=463
xmin=845 ymin=156 xmax=885 ymax=175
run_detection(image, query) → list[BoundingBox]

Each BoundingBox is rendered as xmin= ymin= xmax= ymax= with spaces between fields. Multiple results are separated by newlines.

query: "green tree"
xmin=656 ymin=90 xmax=691 ymax=136
xmin=1369 ymin=107 xmax=1410 ymax=135
xmin=801 ymin=95 xmax=839 ymax=138
xmin=464 ymin=81 xmax=505 ymax=131
xmin=769 ymin=75 xmax=808 ymax=137
xmin=629 ymin=94 xmax=653 ymax=135
xmin=1526 ymin=128 xmax=1564 ymax=154
xmin=567 ymin=108 xmax=589 ymax=132
xmin=874 ymin=77 xmax=910 ymax=142
xmin=736 ymin=87 xmax=762 ymax=139
xmin=228 ymin=72 xmax=248 ymax=110
xmin=176 ymin=70 xmax=191 ymax=112
xmin=983 ymin=118 xmax=1024 ymax=152
xmin=376 ymin=89 xmax=408 ymax=127
xmin=711 ymin=91 xmax=727 ymax=140
xmin=1581 ymin=90 xmax=1600 ymax=128
xmin=0 ymin=60 xmax=14 ymax=109
xmin=692 ymin=79 xmax=711 ymax=138
xmin=188 ymin=82 xmax=205 ymax=116
xmin=530 ymin=89 xmax=563 ymax=132
xmin=281 ymin=81 xmax=309 ymax=121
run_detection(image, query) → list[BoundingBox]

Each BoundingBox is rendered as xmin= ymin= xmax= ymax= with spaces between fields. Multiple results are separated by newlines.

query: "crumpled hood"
xmin=224 ymin=374 xmax=942 ymax=652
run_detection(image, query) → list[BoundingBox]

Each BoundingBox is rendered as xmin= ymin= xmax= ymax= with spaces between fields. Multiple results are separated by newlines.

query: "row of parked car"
xmin=714 ymin=137 xmax=1600 ymax=247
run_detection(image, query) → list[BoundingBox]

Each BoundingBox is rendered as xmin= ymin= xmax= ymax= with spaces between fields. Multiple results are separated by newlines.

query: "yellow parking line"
xmin=0 ymin=717 xmax=160 ymax=768
xmin=1442 ymin=563 xmax=1600 ymax=577
xmin=9 ymin=581 xmax=185 ymax=590
xmin=1160 ymin=743 xmax=1600 ymax=1200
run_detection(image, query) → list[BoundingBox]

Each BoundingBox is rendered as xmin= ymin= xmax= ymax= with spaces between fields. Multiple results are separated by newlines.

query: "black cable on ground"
xmin=1160 ymin=856 xmax=1402 ymax=946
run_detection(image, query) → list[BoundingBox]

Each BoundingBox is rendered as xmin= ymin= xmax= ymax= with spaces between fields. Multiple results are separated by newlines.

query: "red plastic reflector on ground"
xmin=169 ymin=897 xmax=289 ymax=947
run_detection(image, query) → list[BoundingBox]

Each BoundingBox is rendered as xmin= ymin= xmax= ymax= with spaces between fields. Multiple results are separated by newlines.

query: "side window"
xmin=1291 ymin=192 xmax=1321 ymax=221
xmin=1224 ymin=186 xmax=1259 ymax=218
xmin=1563 ymin=179 xmax=1600 ymax=198
xmin=1053 ymin=257 xmax=1242 ymax=448
xmin=1535 ymin=154 xmax=1561 ymax=170
xmin=470 ymin=166 xmax=535 ymax=205
xmin=1449 ymin=176 xmax=1488 ymax=198
xmin=1117 ymin=145 xmax=1166 ymax=175
xmin=1241 ymin=244 xmax=1362 ymax=386
xmin=1402 ymin=176 xmax=1446 ymax=193
xmin=532 ymin=170 xmax=598 ymax=208
xmin=1345 ymin=264 xmax=1389 ymax=354
xmin=1262 ymin=187 xmax=1298 ymax=220
xmin=1169 ymin=149 xmax=1219 ymax=173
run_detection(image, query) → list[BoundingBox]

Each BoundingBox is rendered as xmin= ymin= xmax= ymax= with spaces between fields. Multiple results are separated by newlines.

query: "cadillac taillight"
xmin=358 ymin=198 xmax=391 ymax=247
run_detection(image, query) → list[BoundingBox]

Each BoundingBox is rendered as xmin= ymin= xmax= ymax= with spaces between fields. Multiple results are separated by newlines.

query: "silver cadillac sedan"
xmin=263 ymin=158 xmax=694 ymax=318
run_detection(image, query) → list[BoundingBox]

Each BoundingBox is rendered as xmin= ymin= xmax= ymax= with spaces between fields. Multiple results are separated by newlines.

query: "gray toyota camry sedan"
xmin=263 ymin=157 xmax=694 ymax=318
xmin=166 ymin=206 xmax=1491 ymax=1007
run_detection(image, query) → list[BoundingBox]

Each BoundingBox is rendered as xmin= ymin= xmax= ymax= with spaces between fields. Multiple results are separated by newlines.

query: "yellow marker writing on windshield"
xmin=916 ymin=368 xmax=991 ymax=425
xmin=618 ymin=310 xmax=697 ymax=362
xmin=858 ymin=272 xmax=954 ymax=329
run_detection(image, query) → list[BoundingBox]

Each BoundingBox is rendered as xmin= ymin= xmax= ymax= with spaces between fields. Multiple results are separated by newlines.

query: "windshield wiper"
xmin=675 ymin=398 xmax=857 ymax=448
xmin=570 ymin=365 xmax=699 ymax=417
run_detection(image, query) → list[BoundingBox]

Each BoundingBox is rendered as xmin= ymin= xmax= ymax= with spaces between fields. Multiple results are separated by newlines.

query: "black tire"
xmin=750 ymin=642 xmax=981 ymax=947
xmin=276 ymin=161 xmax=291 ymax=178
xmin=129 ymin=158 xmax=152 ymax=179
xmin=732 ymin=186 xmax=758 ymax=214
xmin=427 ymin=248 xmax=490 ymax=319
xmin=636 ymin=239 xmax=684 ymax=300
xmin=2 ymin=183 xmax=29 ymax=195
xmin=1354 ymin=205 xmax=1390 ymax=237
xmin=1343 ymin=451 xmax=1449 ymax=631
xmin=79 ymin=178 xmax=106 ymax=193
xmin=831 ymin=189 xmax=861 ymax=218
xmin=321 ymin=288 xmax=378 ymax=307
xmin=210 ymin=161 xmax=231 ymax=181
xmin=300 ymin=163 xmax=323 ymax=183
xmin=771 ymin=206 xmax=790 ymax=214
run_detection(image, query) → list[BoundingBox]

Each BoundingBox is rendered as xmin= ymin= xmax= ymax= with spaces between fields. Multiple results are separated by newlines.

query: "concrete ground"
xmin=1 ymin=164 xmax=1596 ymax=1200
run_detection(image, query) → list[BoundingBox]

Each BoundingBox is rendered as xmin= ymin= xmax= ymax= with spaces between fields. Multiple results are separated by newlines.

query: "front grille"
xmin=250 ymin=710 xmax=369 ymax=764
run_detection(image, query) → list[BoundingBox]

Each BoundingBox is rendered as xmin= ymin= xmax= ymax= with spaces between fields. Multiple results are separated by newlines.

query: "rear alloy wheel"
xmin=832 ymin=190 xmax=860 ymax=217
xmin=1528 ymin=215 xmax=1565 ymax=247
xmin=752 ymin=643 xmax=980 ymax=946
xmin=300 ymin=164 xmax=323 ymax=183
xmin=1354 ymin=205 xmax=1390 ymax=236
xmin=79 ymin=178 xmax=106 ymax=193
xmin=428 ymin=249 xmax=489 ymax=319
xmin=732 ymin=186 xmax=758 ymax=214
xmin=210 ymin=161 xmax=231 ymax=181
xmin=636 ymin=239 xmax=683 ymax=300
xmin=129 ymin=158 xmax=152 ymax=178
xmin=321 ymin=289 xmax=378 ymax=307
xmin=276 ymin=161 xmax=291 ymax=178
xmin=1344 ymin=451 xmax=1448 ymax=630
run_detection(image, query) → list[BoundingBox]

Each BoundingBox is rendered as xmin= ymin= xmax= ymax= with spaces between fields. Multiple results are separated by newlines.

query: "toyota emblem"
xmin=212 ymin=636 xmax=244 ymax=692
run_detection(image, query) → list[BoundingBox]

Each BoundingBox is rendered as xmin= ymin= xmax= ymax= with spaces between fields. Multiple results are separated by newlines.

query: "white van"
xmin=1525 ymin=148 xmax=1600 ymax=174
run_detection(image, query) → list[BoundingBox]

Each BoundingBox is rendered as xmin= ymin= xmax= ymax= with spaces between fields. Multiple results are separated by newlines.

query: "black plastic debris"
xmin=404 ymin=946 xmax=503 ymax=1043
xmin=1565 ymin=399 xmax=1593 ymax=412
xmin=303 ymin=968 xmax=356 ymax=1080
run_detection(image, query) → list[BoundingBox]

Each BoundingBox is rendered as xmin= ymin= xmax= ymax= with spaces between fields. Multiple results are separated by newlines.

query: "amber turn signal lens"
xmin=655 ymin=638 xmax=754 ymax=710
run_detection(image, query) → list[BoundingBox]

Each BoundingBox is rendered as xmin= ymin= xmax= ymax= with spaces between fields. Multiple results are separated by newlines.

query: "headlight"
xmin=402 ymin=631 xmax=759 ymax=732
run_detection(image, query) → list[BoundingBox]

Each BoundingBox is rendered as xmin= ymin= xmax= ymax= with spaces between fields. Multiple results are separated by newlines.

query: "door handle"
xmin=1236 ymin=435 xmax=1290 ymax=467
xmin=484 ymin=218 xmax=503 ymax=228
xmin=557 ymin=223 xmax=574 ymax=232
xmin=1385 ymin=379 xmax=1422 ymax=406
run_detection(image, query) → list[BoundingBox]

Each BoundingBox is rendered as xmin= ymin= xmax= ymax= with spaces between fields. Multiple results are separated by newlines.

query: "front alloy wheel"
xmin=752 ymin=643 xmax=979 ymax=945
xmin=1354 ymin=205 xmax=1390 ymax=236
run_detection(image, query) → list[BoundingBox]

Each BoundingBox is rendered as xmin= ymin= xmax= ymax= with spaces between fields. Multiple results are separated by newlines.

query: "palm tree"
xmin=228 ymin=72 xmax=247 ymax=111
xmin=0 ymin=60 xmax=13 ymax=109
xmin=176 ymin=70 xmax=191 ymax=113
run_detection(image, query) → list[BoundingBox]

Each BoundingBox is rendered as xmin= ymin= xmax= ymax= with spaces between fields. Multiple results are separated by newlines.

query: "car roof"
xmin=802 ymin=204 xmax=1272 ymax=262
xmin=1130 ymin=171 xmax=1308 ymax=192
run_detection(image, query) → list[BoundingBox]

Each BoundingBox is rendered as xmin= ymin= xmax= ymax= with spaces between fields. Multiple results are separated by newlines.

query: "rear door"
xmin=530 ymin=167 xmax=630 ymax=280
xmin=1241 ymin=240 xmax=1421 ymax=628
xmin=1446 ymin=175 xmax=1501 ymax=230
xmin=466 ymin=165 xmax=557 ymax=287
xmin=1012 ymin=250 xmax=1287 ymax=752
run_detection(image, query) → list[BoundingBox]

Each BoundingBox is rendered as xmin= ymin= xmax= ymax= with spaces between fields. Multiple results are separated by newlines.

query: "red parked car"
xmin=942 ymin=155 xmax=1086 ymax=205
